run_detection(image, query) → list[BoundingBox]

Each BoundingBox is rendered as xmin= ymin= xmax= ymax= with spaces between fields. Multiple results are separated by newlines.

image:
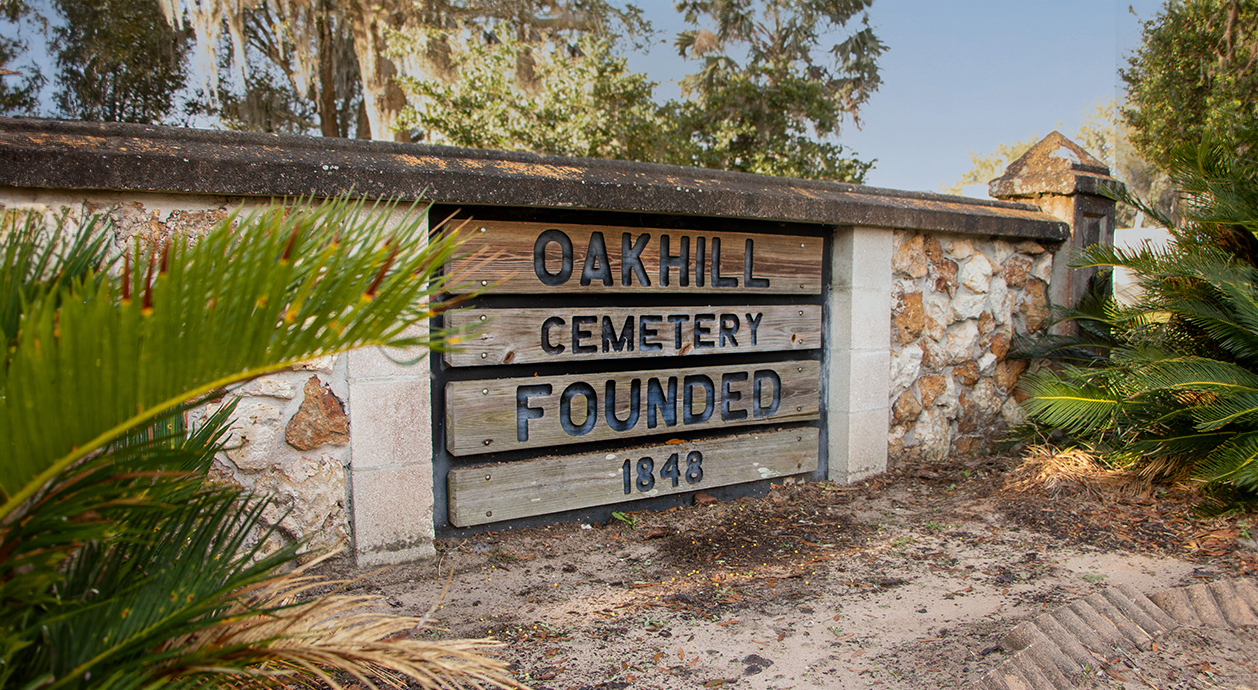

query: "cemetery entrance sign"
xmin=440 ymin=218 xmax=825 ymax=528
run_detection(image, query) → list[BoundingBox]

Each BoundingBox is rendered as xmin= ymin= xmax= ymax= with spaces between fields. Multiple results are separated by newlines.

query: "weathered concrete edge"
xmin=0 ymin=118 xmax=1068 ymax=241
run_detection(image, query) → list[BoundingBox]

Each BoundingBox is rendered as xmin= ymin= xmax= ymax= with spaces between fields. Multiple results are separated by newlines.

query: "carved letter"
xmin=580 ymin=232 xmax=613 ymax=286
xmin=516 ymin=384 xmax=552 ymax=441
xmin=533 ymin=229 xmax=573 ymax=286
xmin=622 ymin=233 xmax=651 ymax=287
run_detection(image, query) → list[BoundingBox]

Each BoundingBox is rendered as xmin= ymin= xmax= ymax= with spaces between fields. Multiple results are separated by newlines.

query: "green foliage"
xmin=396 ymin=0 xmax=883 ymax=182
xmin=1123 ymin=0 xmax=1258 ymax=171
xmin=1020 ymin=132 xmax=1258 ymax=494
xmin=0 ymin=200 xmax=516 ymax=689
xmin=0 ymin=199 xmax=462 ymax=516
xmin=396 ymin=34 xmax=670 ymax=161
xmin=668 ymin=0 xmax=883 ymax=181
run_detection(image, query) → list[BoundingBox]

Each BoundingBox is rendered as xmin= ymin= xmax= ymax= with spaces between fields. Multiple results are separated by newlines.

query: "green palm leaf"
xmin=0 ymin=197 xmax=466 ymax=520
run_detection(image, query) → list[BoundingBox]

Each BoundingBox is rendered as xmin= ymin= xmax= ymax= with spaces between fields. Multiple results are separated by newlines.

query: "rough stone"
xmin=971 ymin=379 xmax=1003 ymax=418
xmin=995 ymin=359 xmax=1029 ymax=391
xmin=285 ymin=376 xmax=350 ymax=451
xmin=936 ymin=375 xmax=961 ymax=418
xmin=989 ymin=240 xmax=1014 ymax=267
xmin=933 ymin=259 xmax=959 ymax=295
xmin=977 ymin=310 xmax=995 ymax=335
xmin=892 ymin=391 xmax=923 ymax=424
xmin=292 ymin=355 xmax=337 ymax=373
xmin=923 ymin=235 xmax=944 ymax=264
xmin=948 ymin=239 xmax=977 ymax=260
xmin=1016 ymin=240 xmax=1047 ymax=255
xmin=918 ymin=375 xmax=946 ymax=408
xmin=919 ymin=339 xmax=943 ymax=369
xmin=893 ymin=292 xmax=926 ymax=344
xmin=892 ymin=233 xmax=928 ymax=278
xmin=952 ymin=289 xmax=987 ymax=321
xmin=922 ymin=290 xmax=951 ymax=338
xmin=953 ymin=359 xmax=981 ymax=386
xmin=952 ymin=436 xmax=983 ymax=456
xmin=1019 ymin=278 xmax=1051 ymax=331
xmin=959 ymin=253 xmax=993 ymax=293
xmin=1032 ymin=254 xmax=1054 ymax=282
xmin=1001 ymin=396 xmax=1027 ymax=426
xmin=987 ymin=276 xmax=1012 ymax=324
xmin=223 ymin=401 xmax=283 ymax=470
xmin=237 ymin=376 xmax=297 ymax=400
xmin=988 ymin=331 xmax=1012 ymax=358
xmin=890 ymin=345 xmax=924 ymax=395
xmin=912 ymin=408 xmax=951 ymax=461
xmin=943 ymin=320 xmax=981 ymax=365
xmin=1002 ymin=255 xmax=1033 ymax=288
xmin=957 ymin=394 xmax=980 ymax=434
xmin=978 ymin=352 xmax=997 ymax=373
xmin=254 ymin=453 xmax=348 ymax=553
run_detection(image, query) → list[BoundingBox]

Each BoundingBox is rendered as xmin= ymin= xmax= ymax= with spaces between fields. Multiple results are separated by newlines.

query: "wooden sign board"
xmin=446 ymin=220 xmax=823 ymax=295
xmin=448 ymin=428 xmax=819 ymax=526
xmin=445 ymin=360 xmax=820 ymax=456
xmin=445 ymin=305 xmax=822 ymax=367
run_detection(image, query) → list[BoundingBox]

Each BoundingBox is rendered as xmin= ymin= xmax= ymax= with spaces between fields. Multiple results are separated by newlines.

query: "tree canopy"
xmin=1122 ymin=0 xmax=1258 ymax=170
xmin=0 ymin=0 xmax=885 ymax=182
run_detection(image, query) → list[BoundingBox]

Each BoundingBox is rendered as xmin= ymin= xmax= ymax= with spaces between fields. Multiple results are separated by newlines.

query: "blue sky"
xmin=625 ymin=0 xmax=1166 ymax=196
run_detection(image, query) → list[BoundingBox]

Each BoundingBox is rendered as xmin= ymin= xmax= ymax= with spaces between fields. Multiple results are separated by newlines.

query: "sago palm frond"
xmin=1199 ymin=431 xmax=1258 ymax=490
xmin=1 ymin=202 xmax=519 ymax=690
xmin=0 ymin=198 xmax=469 ymax=521
xmin=159 ymin=559 xmax=516 ymax=690
xmin=1017 ymin=370 xmax=1121 ymax=436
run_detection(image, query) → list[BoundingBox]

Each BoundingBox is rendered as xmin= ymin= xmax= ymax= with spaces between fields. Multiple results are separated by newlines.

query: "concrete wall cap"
xmin=0 ymin=117 xmax=1068 ymax=242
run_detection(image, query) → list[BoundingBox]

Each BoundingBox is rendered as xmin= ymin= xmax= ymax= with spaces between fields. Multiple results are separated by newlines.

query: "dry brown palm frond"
xmin=164 ymin=554 xmax=526 ymax=690
xmin=1005 ymin=445 xmax=1150 ymax=499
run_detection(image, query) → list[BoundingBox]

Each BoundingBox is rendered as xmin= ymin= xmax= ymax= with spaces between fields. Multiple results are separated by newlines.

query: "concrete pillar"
xmin=989 ymin=132 xmax=1123 ymax=321
xmin=826 ymin=227 xmax=892 ymax=483
xmin=346 ymin=330 xmax=436 ymax=567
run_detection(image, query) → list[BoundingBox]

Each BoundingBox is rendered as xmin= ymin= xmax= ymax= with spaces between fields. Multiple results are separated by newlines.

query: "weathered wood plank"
xmin=448 ymin=428 xmax=819 ymax=526
xmin=444 ymin=305 xmax=822 ymax=366
xmin=447 ymin=220 xmax=823 ymax=294
xmin=445 ymin=360 xmax=821 ymax=456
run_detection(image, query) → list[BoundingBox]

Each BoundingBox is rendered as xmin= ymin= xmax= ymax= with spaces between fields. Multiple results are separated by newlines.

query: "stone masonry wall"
xmin=1 ymin=193 xmax=353 ymax=555
xmin=888 ymin=230 xmax=1054 ymax=463
xmin=106 ymin=199 xmax=355 ymax=555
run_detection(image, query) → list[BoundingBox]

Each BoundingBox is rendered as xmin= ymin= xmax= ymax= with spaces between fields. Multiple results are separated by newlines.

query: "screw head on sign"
xmin=486 ymin=510 xmax=492 ymax=517
xmin=481 ymin=353 xmax=488 ymax=358
xmin=480 ymin=314 xmax=487 ymax=321
xmin=483 ymin=439 xmax=492 ymax=446
xmin=481 ymin=280 xmax=488 ymax=286
xmin=479 ymin=227 xmax=487 ymax=233
xmin=485 ymin=474 xmax=492 ymax=481
xmin=482 ymin=389 xmax=489 ymax=394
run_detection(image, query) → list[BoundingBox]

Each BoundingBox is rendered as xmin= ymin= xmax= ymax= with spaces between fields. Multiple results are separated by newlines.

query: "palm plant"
xmin=1019 ymin=132 xmax=1258 ymax=496
xmin=0 ymin=200 xmax=517 ymax=689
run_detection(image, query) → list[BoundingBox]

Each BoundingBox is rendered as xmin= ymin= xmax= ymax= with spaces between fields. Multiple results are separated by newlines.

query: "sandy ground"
xmin=324 ymin=453 xmax=1258 ymax=689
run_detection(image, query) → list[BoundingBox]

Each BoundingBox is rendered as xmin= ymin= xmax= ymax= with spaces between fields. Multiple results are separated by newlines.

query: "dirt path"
xmin=326 ymin=455 xmax=1258 ymax=689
